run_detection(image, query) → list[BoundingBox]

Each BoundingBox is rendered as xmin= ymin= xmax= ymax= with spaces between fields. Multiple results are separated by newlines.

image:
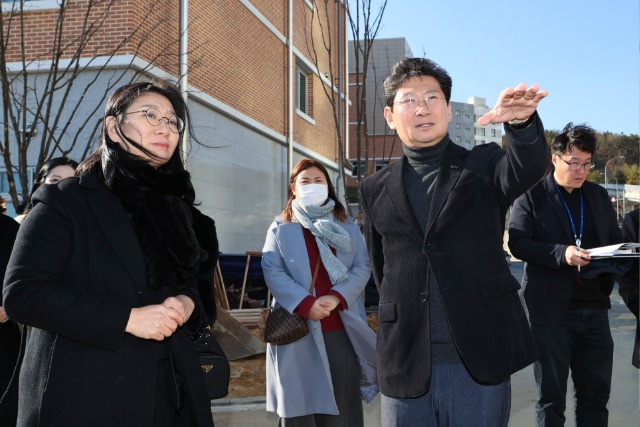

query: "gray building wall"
xmin=448 ymin=101 xmax=476 ymax=149
xmin=349 ymin=37 xmax=412 ymax=136
xmin=186 ymin=91 xmax=342 ymax=254
xmin=469 ymin=96 xmax=502 ymax=147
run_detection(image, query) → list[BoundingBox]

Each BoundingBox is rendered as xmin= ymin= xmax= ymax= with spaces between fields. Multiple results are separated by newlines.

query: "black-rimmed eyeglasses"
xmin=555 ymin=155 xmax=595 ymax=171
xmin=393 ymin=95 xmax=445 ymax=111
xmin=124 ymin=108 xmax=184 ymax=133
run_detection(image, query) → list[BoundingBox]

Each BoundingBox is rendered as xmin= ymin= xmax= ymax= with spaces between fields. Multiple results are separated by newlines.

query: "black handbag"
xmin=260 ymin=258 xmax=320 ymax=345
xmin=193 ymin=325 xmax=230 ymax=399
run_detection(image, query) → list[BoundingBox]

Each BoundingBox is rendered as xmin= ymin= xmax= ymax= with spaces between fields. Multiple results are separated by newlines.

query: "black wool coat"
xmin=359 ymin=114 xmax=548 ymax=398
xmin=0 ymin=213 xmax=20 ymax=424
xmin=3 ymin=173 xmax=214 ymax=427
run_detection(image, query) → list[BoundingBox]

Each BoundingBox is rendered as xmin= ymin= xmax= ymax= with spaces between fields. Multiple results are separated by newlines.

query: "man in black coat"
xmin=0 ymin=197 xmax=20 ymax=426
xmin=509 ymin=123 xmax=624 ymax=427
xmin=359 ymin=57 xmax=549 ymax=426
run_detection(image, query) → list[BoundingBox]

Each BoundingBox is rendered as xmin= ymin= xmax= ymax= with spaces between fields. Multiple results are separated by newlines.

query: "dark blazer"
xmin=3 ymin=173 xmax=214 ymax=427
xmin=618 ymin=209 xmax=639 ymax=368
xmin=359 ymin=114 xmax=548 ymax=398
xmin=509 ymin=174 xmax=623 ymax=326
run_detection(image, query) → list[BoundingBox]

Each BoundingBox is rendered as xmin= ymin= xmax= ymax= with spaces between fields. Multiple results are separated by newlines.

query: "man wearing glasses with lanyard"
xmin=508 ymin=123 xmax=624 ymax=427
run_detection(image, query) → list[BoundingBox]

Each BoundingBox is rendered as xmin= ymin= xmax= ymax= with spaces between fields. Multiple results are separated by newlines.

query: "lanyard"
xmin=554 ymin=182 xmax=583 ymax=249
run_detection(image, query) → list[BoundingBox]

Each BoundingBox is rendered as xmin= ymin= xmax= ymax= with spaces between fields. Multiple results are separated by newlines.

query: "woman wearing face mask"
xmin=261 ymin=159 xmax=378 ymax=426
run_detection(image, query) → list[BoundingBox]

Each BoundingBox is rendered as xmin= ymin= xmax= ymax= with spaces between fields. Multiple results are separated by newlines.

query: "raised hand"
xmin=478 ymin=83 xmax=548 ymax=126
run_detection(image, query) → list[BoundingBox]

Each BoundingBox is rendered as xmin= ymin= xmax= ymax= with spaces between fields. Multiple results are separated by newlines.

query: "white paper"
xmin=586 ymin=243 xmax=640 ymax=258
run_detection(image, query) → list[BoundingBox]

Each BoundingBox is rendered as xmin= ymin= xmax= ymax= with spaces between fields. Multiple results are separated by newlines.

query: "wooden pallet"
xmin=227 ymin=308 xmax=267 ymax=329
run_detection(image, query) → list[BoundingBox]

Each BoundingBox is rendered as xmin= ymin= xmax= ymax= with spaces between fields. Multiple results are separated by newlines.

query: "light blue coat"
xmin=261 ymin=217 xmax=378 ymax=418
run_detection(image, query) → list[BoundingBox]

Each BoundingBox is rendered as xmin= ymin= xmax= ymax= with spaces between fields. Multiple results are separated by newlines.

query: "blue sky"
xmin=364 ymin=0 xmax=639 ymax=135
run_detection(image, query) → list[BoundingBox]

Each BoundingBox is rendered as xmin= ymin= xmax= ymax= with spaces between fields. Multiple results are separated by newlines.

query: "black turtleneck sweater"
xmin=402 ymin=136 xmax=461 ymax=365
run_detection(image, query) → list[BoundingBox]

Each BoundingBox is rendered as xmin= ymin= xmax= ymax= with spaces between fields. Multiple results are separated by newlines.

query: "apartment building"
xmin=0 ymin=0 xmax=348 ymax=252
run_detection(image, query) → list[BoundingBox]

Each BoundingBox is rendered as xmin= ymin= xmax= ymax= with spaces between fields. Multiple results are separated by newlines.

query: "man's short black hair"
xmin=383 ymin=57 xmax=452 ymax=109
xmin=551 ymin=123 xmax=597 ymax=155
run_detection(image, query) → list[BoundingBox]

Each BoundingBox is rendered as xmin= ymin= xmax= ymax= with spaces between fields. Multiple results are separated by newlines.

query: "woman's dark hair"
xmin=281 ymin=159 xmax=347 ymax=223
xmin=384 ymin=57 xmax=453 ymax=109
xmin=21 ymin=156 xmax=79 ymax=215
xmin=76 ymin=80 xmax=195 ymax=204
xmin=551 ymin=122 xmax=597 ymax=155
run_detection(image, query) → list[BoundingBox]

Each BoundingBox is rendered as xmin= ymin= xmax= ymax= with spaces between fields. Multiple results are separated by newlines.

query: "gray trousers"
xmin=279 ymin=329 xmax=363 ymax=427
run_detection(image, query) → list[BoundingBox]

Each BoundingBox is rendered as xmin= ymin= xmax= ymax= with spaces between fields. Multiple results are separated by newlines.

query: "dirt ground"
xmin=227 ymin=313 xmax=379 ymax=398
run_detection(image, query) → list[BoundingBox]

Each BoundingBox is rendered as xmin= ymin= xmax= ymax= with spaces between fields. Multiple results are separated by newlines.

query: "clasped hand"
xmin=478 ymin=83 xmax=548 ymax=126
xmin=308 ymin=295 xmax=341 ymax=321
xmin=125 ymin=295 xmax=195 ymax=341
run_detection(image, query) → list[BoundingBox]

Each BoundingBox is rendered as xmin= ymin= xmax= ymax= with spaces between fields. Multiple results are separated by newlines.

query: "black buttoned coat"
xmin=3 ymin=173 xmax=213 ymax=427
xmin=359 ymin=115 xmax=548 ymax=398
xmin=0 ymin=213 xmax=20 ymax=424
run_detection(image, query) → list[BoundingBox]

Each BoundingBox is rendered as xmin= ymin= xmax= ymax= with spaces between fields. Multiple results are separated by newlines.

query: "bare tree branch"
xmin=0 ymin=0 xmax=200 ymax=210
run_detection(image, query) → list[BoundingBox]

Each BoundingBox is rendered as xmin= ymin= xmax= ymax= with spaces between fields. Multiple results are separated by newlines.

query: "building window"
xmin=455 ymin=123 xmax=461 ymax=129
xmin=455 ymin=136 xmax=461 ymax=143
xmin=375 ymin=159 xmax=389 ymax=172
xmin=2 ymin=1 xmax=60 ymax=12
xmin=478 ymin=128 xmax=486 ymax=136
xmin=491 ymin=129 xmax=497 ymax=137
xmin=455 ymin=110 xmax=460 ymax=116
xmin=350 ymin=160 xmax=361 ymax=177
xmin=297 ymin=67 xmax=309 ymax=114
xmin=480 ymin=140 xmax=485 ymax=145
xmin=465 ymin=127 xmax=470 ymax=132
xmin=465 ymin=114 xmax=470 ymax=119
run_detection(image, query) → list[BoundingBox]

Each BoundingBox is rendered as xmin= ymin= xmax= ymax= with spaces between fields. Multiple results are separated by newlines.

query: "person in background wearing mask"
xmin=14 ymin=156 xmax=78 ymax=223
xmin=261 ymin=159 xmax=378 ymax=426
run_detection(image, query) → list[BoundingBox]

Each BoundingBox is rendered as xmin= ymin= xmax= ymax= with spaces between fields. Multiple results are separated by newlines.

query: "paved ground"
xmin=210 ymin=261 xmax=640 ymax=426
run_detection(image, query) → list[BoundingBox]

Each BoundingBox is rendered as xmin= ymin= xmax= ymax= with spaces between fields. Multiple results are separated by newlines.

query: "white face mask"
xmin=296 ymin=183 xmax=329 ymax=206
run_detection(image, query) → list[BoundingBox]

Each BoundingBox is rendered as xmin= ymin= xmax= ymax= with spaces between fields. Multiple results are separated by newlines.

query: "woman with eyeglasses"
xmin=261 ymin=159 xmax=378 ymax=426
xmin=3 ymin=81 xmax=215 ymax=427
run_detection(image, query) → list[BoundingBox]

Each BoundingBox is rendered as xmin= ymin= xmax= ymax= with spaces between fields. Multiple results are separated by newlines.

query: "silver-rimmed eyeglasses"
xmin=555 ymin=155 xmax=595 ymax=171
xmin=125 ymin=108 xmax=184 ymax=133
xmin=394 ymin=95 xmax=445 ymax=111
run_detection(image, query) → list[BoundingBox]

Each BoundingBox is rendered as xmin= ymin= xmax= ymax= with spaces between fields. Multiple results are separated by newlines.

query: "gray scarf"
xmin=292 ymin=199 xmax=351 ymax=284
